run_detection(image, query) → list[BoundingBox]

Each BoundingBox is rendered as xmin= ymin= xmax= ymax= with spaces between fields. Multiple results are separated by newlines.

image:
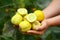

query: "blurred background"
xmin=0 ymin=0 xmax=60 ymax=40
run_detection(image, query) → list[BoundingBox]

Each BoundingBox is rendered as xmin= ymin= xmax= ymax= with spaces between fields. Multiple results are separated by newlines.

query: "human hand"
xmin=27 ymin=19 xmax=49 ymax=35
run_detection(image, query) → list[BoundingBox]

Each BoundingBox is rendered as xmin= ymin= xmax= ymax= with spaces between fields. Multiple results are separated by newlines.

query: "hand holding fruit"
xmin=11 ymin=8 xmax=44 ymax=33
xmin=27 ymin=20 xmax=48 ymax=35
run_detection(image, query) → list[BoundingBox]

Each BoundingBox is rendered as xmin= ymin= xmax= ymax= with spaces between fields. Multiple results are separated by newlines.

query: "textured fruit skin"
xmin=32 ymin=21 xmax=41 ymax=30
xmin=11 ymin=13 xmax=22 ymax=25
xmin=34 ymin=10 xmax=44 ymax=21
xmin=19 ymin=21 xmax=31 ymax=32
xmin=26 ymin=13 xmax=37 ymax=22
xmin=17 ymin=8 xmax=28 ymax=16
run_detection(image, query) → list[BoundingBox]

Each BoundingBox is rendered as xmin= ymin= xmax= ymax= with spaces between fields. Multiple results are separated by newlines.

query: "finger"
xmin=27 ymin=30 xmax=45 ymax=35
xmin=36 ymin=20 xmax=47 ymax=30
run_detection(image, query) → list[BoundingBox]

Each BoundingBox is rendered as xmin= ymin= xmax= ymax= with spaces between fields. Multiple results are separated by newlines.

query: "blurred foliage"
xmin=0 ymin=0 xmax=60 ymax=40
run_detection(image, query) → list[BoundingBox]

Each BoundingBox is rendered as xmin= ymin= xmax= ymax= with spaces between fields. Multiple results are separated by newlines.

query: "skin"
xmin=27 ymin=0 xmax=60 ymax=35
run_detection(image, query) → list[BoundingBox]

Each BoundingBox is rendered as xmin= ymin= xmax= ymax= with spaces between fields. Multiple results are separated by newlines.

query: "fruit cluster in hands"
xmin=11 ymin=8 xmax=44 ymax=32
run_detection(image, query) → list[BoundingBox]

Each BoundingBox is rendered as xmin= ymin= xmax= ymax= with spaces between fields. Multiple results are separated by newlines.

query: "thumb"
xmin=36 ymin=20 xmax=47 ymax=30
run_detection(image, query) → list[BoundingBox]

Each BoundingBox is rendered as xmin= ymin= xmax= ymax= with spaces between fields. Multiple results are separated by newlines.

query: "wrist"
xmin=43 ymin=11 xmax=47 ymax=19
xmin=42 ymin=10 xmax=50 ymax=19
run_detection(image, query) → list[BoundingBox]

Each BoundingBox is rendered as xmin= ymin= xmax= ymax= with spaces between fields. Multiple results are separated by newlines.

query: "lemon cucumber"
xmin=11 ymin=13 xmax=22 ymax=25
xmin=19 ymin=20 xmax=31 ymax=32
xmin=34 ymin=10 xmax=44 ymax=21
xmin=17 ymin=8 xmax=28 ymax=16
xmin=26 ymin=13 xmax=37 ymax=22
xmin=32 ymin=21 xmax=41 ymax=30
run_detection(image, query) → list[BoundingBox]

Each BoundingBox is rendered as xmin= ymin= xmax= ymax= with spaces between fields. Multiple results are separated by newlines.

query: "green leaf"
xmin=2 ymin=20 xmax=15 ymax=37
xmin=1 ymin=20 xmax=16 ymax=40
xmin=41 ymin=26 xmax=60 ymax=40
xmin=15 ymin=0 xmax=25 ymax=8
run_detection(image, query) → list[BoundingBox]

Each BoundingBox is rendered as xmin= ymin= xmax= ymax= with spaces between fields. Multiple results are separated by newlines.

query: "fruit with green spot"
xmin=32 ymin=21 xmax=41 ymax=30
xmin=17 ymin=8 xmax=28 ymax=16
xmin=26 ymin=13 xmax=37 ymax=22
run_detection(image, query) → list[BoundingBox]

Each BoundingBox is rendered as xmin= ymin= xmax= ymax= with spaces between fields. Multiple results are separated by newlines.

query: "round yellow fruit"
xmin=17 ymin=8 xmax=28 ymax=16
xmin=32 ymin=21 xmax=41 ymax=30
xmin=19 ymin=20 xmax=31 ymax=32
xmin=11 ymin=13 xmax=22 ymax=25
xmin=26 ymin=13 xmax=37 ymax=22
xmin=34 ymin=10 xmax=44 ymax=21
